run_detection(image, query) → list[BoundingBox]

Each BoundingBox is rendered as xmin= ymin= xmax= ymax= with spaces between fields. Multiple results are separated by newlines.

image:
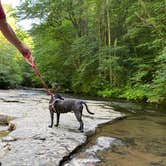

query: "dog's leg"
xmin=74 ymin=110 xmax=84 ymax=132
xmin=48 ymin=110 xmax=54 ymax=128
xmin=55 ymin=112 xmax=60 ymax=127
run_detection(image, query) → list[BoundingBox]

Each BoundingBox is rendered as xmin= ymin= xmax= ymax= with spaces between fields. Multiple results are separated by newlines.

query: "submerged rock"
xmin=65 ymin=136 xmax=122 ymax=166
xmin=86 ymin=136 xmax=121 ymax=154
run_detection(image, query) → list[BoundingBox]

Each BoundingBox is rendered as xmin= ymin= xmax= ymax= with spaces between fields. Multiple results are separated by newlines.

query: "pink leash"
xmin=24 ymin=53 xmax=53 ymax=96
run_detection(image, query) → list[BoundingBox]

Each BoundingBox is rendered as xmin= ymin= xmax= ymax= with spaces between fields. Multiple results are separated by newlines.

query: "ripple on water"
xmin=64 ymin=102 xmax=166 ymax=166
xmin=64 ymin=136 xmax=122 ymax=166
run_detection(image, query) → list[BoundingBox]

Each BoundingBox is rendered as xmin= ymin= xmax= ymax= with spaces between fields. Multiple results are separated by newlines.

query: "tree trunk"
xmin=106 ymin=0 xmax=111 ymax=46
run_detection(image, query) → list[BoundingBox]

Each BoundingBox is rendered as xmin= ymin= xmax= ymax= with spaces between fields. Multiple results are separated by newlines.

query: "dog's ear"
xmin=60 ymin=97 xmax=64 ymax=100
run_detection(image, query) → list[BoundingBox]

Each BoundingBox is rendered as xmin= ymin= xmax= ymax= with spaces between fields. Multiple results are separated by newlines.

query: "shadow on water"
xmin=64 ymin=99 xmax=166 ymax=166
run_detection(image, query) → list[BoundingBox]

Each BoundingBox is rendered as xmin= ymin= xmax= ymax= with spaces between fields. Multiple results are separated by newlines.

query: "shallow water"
xmin=0 ymin=130 xmax=9 ymax=138
xmin=95 ymin=114 xmax=166 ymax=166
xmin=66 ymin=101 xmax=166 ymax=166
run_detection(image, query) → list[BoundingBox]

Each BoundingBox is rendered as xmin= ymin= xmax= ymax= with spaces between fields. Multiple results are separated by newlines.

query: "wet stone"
xmin=65 ymin=136 xmax=122 ymax=166
xmin=2 ymin=136 xmax=17 ymax=142
xmin=33 ymin=134 xmax=46 ymax=141
xmin=0 ymin=90 xmax=123 ymax=166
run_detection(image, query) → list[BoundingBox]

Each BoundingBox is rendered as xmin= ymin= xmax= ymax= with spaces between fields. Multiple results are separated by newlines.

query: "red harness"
xmin=24 ymin=53 xmax=53 ymax=96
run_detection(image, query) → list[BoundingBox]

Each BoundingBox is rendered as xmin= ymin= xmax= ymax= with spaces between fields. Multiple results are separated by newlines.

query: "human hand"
xmin=17 ymin=43 xmax=34 ymax=64
xmin=17 ymin=43 xmax=35 ymax=66
xmin=17 ymin=43 xmax=31 ymax=59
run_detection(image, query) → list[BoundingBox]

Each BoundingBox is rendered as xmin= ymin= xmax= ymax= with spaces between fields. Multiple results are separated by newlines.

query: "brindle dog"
xmin=48 ymin=94 xmax=94 ymax=132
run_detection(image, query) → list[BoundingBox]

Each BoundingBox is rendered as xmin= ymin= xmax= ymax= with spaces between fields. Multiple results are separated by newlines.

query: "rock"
xmin=86 ymin=136 xmax=122 ymax=154
xmin=8 ymin=123 xmax=16 ymax=131
xmin=66 ymin=136 xmax=122 ymax=166
xmin=33 ymin=134 xmax=46 ymax=141
xmin=0 ymin=141 xmax=11 ymax=158
xmin=0 ymin=115 xmax=13 ymax=125
xmin=0 ymin=90 xmax=123 ymax=166
xmin=2 ymin=136 xmax=17 ymax=142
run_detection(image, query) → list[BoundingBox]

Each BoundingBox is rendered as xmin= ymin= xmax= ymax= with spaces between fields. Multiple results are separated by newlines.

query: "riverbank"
xmin=64 ymin=98 xmax=166 ymax=166
xmin=0 ymin=90 xmax=124 ymax=165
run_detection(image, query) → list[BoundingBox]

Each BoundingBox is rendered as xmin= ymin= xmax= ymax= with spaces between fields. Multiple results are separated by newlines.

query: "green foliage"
xmin=14 ymin=0 xmax=166 ymax=103
xmin=0 ymin=63 xmax=22 ymax=88
xmin=120 ymin=85 xmax=148 ymax=102
xmin=70 ymin=35 xmax=99 ymax=94
xmin=148 ymin=47 xmax=166 ymax=102
xmin=0 ymin=47 xmax=23 ymax=88
xmin=0 ymin=27 xmax=22 ymax=88
xmin=0 ymin=5 xmax=34 ymax=89
xmin=97 ymin=88 xmax=121 ymax=98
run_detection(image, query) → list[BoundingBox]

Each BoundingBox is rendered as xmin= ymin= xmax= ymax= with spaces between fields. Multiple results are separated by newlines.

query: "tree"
xmin=0 ymin=4 xmax=33 ymax=88
xmin=16 ymin=0 xmax=166 ymax=103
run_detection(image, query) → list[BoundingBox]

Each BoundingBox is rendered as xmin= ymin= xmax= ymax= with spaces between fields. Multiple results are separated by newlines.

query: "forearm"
xmin=0 ymin=19 xmax=22 ymax=50
xmin=0 ymin=1 xmax=31 ymax=59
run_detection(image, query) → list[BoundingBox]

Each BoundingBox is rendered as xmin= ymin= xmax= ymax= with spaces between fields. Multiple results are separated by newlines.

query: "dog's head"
xmin=49 ymin=93 xmax=64 ymax=103
xmin=53 ymin=93 xmax=64 ymax=100
xmin=49 ymin=94 xmax=64 ymax=108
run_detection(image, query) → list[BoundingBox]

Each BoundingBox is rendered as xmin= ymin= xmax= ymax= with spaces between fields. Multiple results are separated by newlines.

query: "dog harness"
xmin=49 ymin=97 xmax=57 ymax=112
xmin=0 ymin=1 xmax=6 ymax=19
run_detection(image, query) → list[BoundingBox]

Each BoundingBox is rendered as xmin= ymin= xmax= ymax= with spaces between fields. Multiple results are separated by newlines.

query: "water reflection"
xmin=97 ymin=103 xmax=166 ymax=166
xmin=66 ymin=100 xmax=166 ymax=166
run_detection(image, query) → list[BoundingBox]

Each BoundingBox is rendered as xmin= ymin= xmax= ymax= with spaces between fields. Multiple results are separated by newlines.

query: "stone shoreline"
xmin=0 ymin=90 xmax=124 ymax=166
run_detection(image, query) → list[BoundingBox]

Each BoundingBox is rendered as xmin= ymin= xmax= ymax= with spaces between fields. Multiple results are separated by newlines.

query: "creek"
xmin=0 ymin=90 xmax=165 ymax=166
xmin=64 ymin=100 xmax=166 ymax=166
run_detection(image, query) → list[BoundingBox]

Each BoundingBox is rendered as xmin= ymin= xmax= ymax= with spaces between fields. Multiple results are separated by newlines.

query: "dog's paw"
xmin=54 ymin=124 xmax=59 ymax=127
xmin=48 ymin=125 xmax=53 ymax=128
xmin=79 ymin=128 xmax=84 ymax=132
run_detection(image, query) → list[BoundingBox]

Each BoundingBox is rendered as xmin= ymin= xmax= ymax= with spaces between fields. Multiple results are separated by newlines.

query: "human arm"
xmin=0 ymin=1 xmax=31 ymax=59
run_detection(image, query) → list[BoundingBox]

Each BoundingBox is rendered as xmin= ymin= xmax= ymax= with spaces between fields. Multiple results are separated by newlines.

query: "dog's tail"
xmin=81 ymin=102 xmax=94 ymax=115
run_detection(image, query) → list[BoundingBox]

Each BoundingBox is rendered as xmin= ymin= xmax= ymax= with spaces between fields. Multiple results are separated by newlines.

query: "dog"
xmin=48 ymin=94 xmax=94 ymax=132
xmin=52 ymin=93 xmax=64 ymax=100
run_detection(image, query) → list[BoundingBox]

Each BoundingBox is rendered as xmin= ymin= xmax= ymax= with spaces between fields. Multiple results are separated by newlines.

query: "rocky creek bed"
xmin=0 ymin=90 xmax=124 ymax=166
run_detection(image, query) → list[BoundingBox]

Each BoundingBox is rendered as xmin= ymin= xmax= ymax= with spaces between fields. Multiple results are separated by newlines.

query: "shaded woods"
xmin=0 ymin=0 xmax=166 ymax=103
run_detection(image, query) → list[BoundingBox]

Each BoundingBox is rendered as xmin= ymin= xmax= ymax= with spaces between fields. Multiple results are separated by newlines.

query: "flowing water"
xmin=65 ymin=100 xmax=166 ymax=166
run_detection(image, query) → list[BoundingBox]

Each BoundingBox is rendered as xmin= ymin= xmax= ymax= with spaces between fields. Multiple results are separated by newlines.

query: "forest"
xmin=0 ymin=0 xmax=165 ymax=103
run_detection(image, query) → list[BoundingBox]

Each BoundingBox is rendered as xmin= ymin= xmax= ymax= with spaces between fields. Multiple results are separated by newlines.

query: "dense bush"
xmin=1 ymin=0 xmax=165 ymax=103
